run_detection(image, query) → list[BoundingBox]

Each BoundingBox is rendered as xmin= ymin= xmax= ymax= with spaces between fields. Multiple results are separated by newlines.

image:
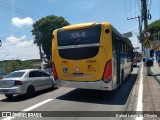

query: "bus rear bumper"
xmin=55 ymin=79 xmax=115 ymax=91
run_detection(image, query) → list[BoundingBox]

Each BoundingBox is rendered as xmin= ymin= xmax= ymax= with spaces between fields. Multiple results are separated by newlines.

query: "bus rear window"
xmin=57 ymin=24 xmax=101 ymax=46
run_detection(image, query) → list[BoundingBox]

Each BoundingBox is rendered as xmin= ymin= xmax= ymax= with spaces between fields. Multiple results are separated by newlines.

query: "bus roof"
xmin=58 ymin=22 xmax=133 ymax=47
xmin=62 ymin=22 xmax=97 ymax=30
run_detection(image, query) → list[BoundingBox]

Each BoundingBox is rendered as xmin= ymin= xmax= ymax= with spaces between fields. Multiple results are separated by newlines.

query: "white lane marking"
xmin=22 ymin=99 xmax=53 ymax=111
xmin=2 ymin=99 xmax=53 ymax=120
xmin=136 ymin=64 xmax=143 ymax=120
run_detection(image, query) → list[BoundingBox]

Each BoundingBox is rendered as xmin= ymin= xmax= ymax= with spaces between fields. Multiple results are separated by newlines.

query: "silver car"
xmin=0 ymin=69 xmax=55 ymax=98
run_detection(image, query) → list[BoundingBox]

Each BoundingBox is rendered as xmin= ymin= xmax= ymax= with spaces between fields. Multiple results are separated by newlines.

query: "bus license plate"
xmin=73 ymin=73 xmax=83 ymax=77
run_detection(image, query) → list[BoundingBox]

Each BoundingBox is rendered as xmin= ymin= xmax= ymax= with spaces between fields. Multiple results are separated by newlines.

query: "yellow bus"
xmin=52 ymin=22 xmax=133 ymax=90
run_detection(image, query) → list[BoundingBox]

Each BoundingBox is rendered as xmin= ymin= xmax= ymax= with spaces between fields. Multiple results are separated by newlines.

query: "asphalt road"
xmin=0 ymin=66 xmax=139 ymax=120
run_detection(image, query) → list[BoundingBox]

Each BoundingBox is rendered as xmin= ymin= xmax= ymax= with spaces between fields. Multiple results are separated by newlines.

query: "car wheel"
xmin=26 ymin=86 xmax=35 ymax=98
xmin=50 ymin=83 xmax=56 ymax=90
xmin=5 ymin=94 xmax=13 ymax=99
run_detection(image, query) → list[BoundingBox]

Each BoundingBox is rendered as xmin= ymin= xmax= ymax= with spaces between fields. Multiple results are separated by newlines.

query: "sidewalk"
xmin=151 ymin=62 xmax=160 ymax=85
xmin=126 ymin=62 xmax=160 ymax=120
xmin=152 ymin=61 xmax=160 ymax=73
xmin=143 ymin=63 xmax=160 ymax=112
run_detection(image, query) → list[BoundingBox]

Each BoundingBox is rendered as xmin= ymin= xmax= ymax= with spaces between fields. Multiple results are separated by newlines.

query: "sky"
xmin=0 ymin=0 xmax=159 ymax=61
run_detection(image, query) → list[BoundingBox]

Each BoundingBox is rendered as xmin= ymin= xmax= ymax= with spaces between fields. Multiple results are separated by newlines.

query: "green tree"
xmin=148 ymin=19 xmax=160 ymax=41
xmin=148 ymin=19 xmax=160 ymax=34
xmin=4 ymin=60 xmax=39 ymax=74
xmin=32 ymin=15 xmax=70 ymax=60
xmin=5 ymin=60 xmax=21 ymax=73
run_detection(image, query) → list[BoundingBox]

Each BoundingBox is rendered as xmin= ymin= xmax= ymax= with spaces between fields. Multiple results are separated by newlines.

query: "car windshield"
xmin=5 ymin=71 xmax=25 ymax=78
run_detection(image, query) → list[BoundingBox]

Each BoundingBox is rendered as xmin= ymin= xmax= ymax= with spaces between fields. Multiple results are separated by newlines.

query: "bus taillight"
xmin=103 ymin=59 xmax=112 ymax=83
xmin=52 ymin=63 xmax=58 ymax=80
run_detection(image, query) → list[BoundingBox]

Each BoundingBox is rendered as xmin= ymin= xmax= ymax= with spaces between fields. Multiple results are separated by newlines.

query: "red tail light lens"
xmin=52 ymin=63 xmax=58 ymax=80
xmin=14 ymin=81 xmax=23 ymax=85
xmin=103 ymin=59 xmax=112 ymax=83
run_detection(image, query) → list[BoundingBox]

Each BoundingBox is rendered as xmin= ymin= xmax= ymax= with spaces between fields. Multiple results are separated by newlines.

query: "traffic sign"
xmin=122 ymin=31 xmax=132 ymax=38
xmin=142 ymin=39 xmax=153 ymax=48
xmin=144 ymin=32 xmax=150 ymax=38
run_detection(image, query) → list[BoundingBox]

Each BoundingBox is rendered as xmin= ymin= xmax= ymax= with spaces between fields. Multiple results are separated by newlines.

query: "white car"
xmin=0 ymin=69 xmax=55 ymax=98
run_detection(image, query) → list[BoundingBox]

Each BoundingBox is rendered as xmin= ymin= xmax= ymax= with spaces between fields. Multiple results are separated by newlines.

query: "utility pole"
xmin=127 ymin=16 xmax=142 ymax=44
xmin=141 ymin=0 xmax=150 ymax=59
xmin=127 ymin=16 xmax=143 ymax=57
xmin=142 ymin=0 xmax=148 ymax=31
xmin=141 ymin=0 xmax=153 ymax=75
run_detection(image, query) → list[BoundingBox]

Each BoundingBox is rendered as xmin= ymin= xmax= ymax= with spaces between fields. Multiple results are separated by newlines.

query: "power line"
xmin=135 ymin=0 xmax=137 ymax=17
xmin=148 ymin=0 xmax=152 ymax=12
xmin=131 ymin=0 xmax=140 ymax=34
xmin=0 ymin=0 xmax=40 ymax=18
xmin=122 ymin=0 xmax=137 ymax=34
xmin=0 ymin=0 xmax=41 ymax=19
xmin=137 ymin=0 xmax=141 ymax=15
xmin=123 ymin=0 xmax=129 ymax=18
xmin=128 ymin=0 xmax=138 ymax=33
xmin=129 ymin=0 xmax=132 ymax=17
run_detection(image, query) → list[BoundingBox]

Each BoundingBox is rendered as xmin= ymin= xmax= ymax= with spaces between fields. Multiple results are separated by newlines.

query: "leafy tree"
xmin=148 ymin=19 xmax=160 ymax=41
xmin=4 ymin=60 xmax=39 ymax=74
xmin=32 ymin=15 xmax=70 ymax=60
xmin=5 ymin=60 xmax=21 ymax=73
xmin=148 ymin=19 xmax=160 ymax=34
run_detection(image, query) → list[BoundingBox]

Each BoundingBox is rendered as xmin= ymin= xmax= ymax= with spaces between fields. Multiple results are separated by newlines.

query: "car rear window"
xmin=5 ymin=72 xmax=25 ymax=78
